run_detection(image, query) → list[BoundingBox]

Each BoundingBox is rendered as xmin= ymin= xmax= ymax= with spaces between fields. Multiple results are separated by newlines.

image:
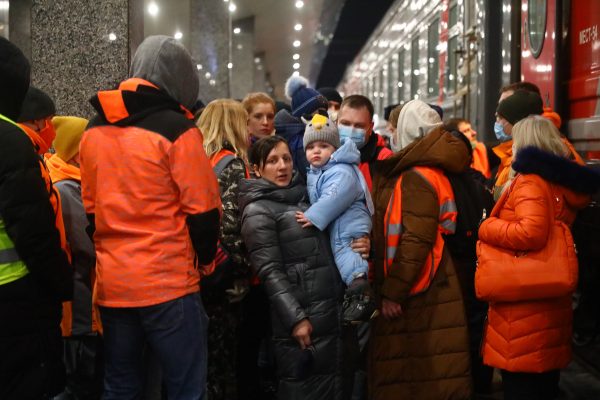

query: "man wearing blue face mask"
xmin=337 ymin=95 xmax=393 ymax=192
xmin=492 ymin=89 xmax=544 ymax=199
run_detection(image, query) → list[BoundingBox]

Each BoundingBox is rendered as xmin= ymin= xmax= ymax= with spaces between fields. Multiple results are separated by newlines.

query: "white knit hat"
xmin=393 ymin=100 xmax=442 ymax=152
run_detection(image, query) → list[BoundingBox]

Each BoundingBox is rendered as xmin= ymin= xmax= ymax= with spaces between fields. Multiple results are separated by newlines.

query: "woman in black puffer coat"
xmin=239 ymin=136 xmax=350 ymax=400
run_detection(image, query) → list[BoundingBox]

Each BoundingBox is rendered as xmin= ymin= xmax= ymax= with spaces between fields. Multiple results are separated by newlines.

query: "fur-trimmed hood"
xmin=513 ymin=146 xmax=600 ymax=195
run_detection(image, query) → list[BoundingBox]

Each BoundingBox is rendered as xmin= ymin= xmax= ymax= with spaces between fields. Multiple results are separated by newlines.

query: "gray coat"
xmin=55 ymin=179 xmax=96 ymax=335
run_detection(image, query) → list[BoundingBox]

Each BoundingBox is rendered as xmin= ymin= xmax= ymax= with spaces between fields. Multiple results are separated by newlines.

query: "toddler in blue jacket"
xmin=295 ymin=114 xmax=378 ymax=323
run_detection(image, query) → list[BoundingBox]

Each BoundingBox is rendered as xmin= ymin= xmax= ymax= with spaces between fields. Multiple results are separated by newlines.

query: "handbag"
xmin=475 ymin=175 xmax=578 ymax=302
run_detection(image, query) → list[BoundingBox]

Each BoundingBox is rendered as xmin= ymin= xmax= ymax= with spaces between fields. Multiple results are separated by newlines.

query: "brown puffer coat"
xmin=368 ymin=127 xmax=473 ymax=400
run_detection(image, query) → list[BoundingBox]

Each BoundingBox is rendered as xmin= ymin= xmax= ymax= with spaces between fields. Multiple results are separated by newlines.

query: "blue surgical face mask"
xmin=494 ymin=121 xmax=511 ymax=142
xmin=338 ymin=124 xmax=367 ymax=148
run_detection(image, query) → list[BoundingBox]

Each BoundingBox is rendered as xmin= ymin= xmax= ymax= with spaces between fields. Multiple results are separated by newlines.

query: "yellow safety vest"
xmin=0 ymin=113 xmax=29 ymax=285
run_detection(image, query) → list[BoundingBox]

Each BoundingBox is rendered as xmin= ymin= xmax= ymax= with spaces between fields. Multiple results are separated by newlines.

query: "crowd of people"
xmin=1 ymin=33 xmax=600 ymax=400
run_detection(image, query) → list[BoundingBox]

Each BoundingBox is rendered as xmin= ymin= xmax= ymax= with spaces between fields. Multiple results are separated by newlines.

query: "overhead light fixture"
xmin=293 ymin=53 xmax=300 ymax=60
xmin=228 ymin=62 xmax=233 ymax=69
xmin=293 ymin=63 xmax=300 ymax=70
xmin=174 ymin=31 xmax=183 ymax=40
xmin=293 ymin=40 xmax=301 ymax=47
xmin=295 ymin=1 xmax=304 ymax=8
xmin=254 ymin=57 xmax=261 ymax=64
xmin=196 ymin=64 xmax=203 ymax=70
xmin=294 ymin=23 xmax=303 ymax=31
xmin=205 ymin=72 xmax=211 ymax=79
xmin=229 ymin=3 xmax=236 ymax=12
xmin=147 ymin=2 xmax=159 ymax=16
xmin=233 ymin=27 xmax=241 ymax=34
xmin=293 ymin=71 xmax=300 ymax=77
xmin=108 ymin=33 xmax=117 ymax=41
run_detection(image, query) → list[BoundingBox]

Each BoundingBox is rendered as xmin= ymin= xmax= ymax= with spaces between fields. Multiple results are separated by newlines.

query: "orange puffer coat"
xmin=477 ymin=146 xmax=599 ymax=373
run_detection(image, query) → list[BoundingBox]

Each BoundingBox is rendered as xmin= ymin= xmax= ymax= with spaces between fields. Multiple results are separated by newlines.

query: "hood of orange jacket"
xmin=130 ymin=35 xmax=199 ymax=110
xmin=512 ymin=146 xmax=600 ymax=212
xmin=89 ymin=78 xmax=194 ymax=127
xmin=45 ymin=153 xmax=81 ymax=183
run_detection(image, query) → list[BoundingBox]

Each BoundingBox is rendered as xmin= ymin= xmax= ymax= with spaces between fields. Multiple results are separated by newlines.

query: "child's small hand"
xmin=295 ymin=211 xmax=314 ymax=228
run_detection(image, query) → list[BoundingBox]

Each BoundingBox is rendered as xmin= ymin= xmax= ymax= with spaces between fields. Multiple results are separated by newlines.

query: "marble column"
xmin=23 ymin=0 xmax=143 ymax=118
xmin=231 ymin=16 xmax=254 ymax=100
xmin=190 ymin=0 xmax=229 ymax=103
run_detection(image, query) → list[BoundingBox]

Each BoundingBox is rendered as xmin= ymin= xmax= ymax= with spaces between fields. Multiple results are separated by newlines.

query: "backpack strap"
xmin=213 ymin=154 xmax=236 ymax=177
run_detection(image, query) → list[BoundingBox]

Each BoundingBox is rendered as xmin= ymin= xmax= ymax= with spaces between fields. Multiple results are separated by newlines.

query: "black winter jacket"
xmin=239 ymin=173 xmax=348 ymax=400
xmin=0 ymin=118 xmax=73 ymax=336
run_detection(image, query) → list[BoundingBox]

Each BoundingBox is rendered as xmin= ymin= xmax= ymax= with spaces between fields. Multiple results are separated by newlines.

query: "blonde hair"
xmin=197 ymin=99 xmax=249 ymax=162
xmin=508 ymin=115 xmax=569 ymax=180
xmin=242 ymin=92 xmax=275 ymax=115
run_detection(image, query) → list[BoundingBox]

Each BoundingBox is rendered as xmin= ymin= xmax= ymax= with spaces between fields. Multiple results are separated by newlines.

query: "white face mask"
xmin=327 ymin=109 xmax=338 ymax=122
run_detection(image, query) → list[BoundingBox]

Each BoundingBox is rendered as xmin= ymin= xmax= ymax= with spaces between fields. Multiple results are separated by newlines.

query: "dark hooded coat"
xmin=368 ymin=127 xmax=473 ymax=400
xmin=239 ymin=173 xmax=348 ymax=400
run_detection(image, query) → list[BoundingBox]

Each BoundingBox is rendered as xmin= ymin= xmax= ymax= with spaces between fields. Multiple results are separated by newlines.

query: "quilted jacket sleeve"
xmin=218 ymin=158 xmax=248 ymax=267
xmin=381 ymin=170 xmax=439 ymax=303
xmin=241 ymin=204 xmax=307 ymax=334
xmin=304 ymin=165 xmax=363 ymax=231
xmin=479 ymin=177 xmax=550 ymax=251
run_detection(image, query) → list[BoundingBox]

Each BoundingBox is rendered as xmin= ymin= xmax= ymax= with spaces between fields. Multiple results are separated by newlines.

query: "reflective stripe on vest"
xmin=383 ymin=166 xmax=457 ymax=296
xmin=0 ymin=115 xmax=30 ymax=285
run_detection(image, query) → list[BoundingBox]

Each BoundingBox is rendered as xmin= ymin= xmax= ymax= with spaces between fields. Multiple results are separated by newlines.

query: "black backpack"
xmin=443 ymin=168 xmax=493 ymax=263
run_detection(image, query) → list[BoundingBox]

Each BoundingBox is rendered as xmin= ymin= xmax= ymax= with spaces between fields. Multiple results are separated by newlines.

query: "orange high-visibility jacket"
xmin=384 ymin=166 xmax=457 ymax=296
xmin=80 ymin=78 xmax=221 ymax=308
xmin=471 ymin=141 xmax=491 ymax=178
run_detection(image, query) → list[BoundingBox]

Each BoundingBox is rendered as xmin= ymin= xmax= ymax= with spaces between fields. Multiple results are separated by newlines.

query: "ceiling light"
xmin=293 ymin=40 xmax=301 ymax=47
xmin=228 ymin=62 xmax=233 ymax=69
xmin=294 ymin=23 xmax=303 ymax=31
xmin=147 ymin=2 xmax=159 ymax=16
xmin=295 ymin=1 xmax=304 ymax=8
xmin=174 ymin=31 xmax=183 ymax=40
xmin=229 ymin=3 xmax=236 ymax=12
xmin=293 ymin=71 xmax=300 ymax=77
xmin=254 ymin=57 xmax=261 ymax=64
xmin=233 ymin=27 xmax=241 ymax=34
xmin=205 ymin=72 xmax=211 ymax=79
xmin=108 ymin=33 xmax=117 ymax=41
xmin=293 ymin=63 xmax=300 ymax=70
xmin=196 ymin=64 xmax=203 ymax=70
xmin=293 ymin=53 xmax=300 ymax=60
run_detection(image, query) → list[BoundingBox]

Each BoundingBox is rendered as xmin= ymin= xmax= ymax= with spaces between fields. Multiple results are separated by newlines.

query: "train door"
xmin=567 ymin=0 xmax=600 ymax=159
xmin=520 ymin=0 xmax=559 ymax=109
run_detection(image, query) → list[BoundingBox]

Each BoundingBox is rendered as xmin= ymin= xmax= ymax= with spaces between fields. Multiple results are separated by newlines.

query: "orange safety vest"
xmin=383 ymin=166 xmax=457 ymax=296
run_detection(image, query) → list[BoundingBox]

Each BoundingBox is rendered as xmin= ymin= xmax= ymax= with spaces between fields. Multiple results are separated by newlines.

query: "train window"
xmin=528 ymin=0 xmax=547 ymax=58
xmin=449 ymin=4 xmax=458 ymax=28
xmin=411 ymin=37 xmax=419 ymax=98
xmin=446 ymin=35 xmax=458 ymax=94
xmin=377 ymin=69 xmax=384 ymax=117
xmin=387 ymin=59 xmax=394 ymax=104
xmin=428 ymin=19 xmax=440 ymax=97
xmin=397 ymin=50 xmax=405 ymax=102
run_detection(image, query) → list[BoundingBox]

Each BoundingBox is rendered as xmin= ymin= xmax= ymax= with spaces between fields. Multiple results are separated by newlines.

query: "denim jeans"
xmin=100 ymin=292 xmax=208 ymax=400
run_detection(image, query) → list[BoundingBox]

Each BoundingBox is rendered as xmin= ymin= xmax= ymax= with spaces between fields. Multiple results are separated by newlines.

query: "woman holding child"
xmin=239 ymin=135 xmax=358 ymax=400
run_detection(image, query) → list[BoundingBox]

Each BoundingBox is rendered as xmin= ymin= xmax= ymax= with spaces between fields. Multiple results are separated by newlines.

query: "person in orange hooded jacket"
xmin=80 ymin=35 xmax=221 ymax=399
xmin=477 ymin=116 xmax=600 ymax=399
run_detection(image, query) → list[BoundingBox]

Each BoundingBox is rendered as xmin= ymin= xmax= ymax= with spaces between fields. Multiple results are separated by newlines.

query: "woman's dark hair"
xmin=249 ymin=135 xmax=289 ymax=169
